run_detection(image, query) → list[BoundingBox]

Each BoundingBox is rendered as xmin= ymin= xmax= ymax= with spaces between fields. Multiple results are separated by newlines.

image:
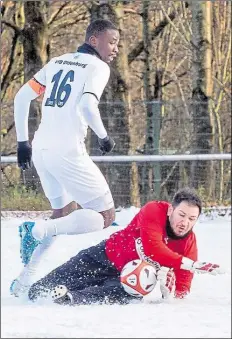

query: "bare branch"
xmin=1 ymin=150 xmax=16 ymax=157
xmin=213 ymin=76 xmax=231 ymax=99
xmin=171 ymin=72 xmax=190 ymax=118
xmin=160 ymin=162 xmax=179 ymax=188
xmin=82 ymin=2 xmax=92 ymax=12
xmin=162 ymin=71 xmax=187 ymax=88
xmin=171 ymin=56 xmax=188 ymax=75
xmin=128 ymin=3 xmax=188 ymax=65
xmin=50 ymin=13 xmax=88 ymax=33
xmin=48 ymin=3 xmax=70 ymax=26
xmin=1 ymin=20 xmax=22 ymax=35
xmin=124 ymin=8 xmax=141 ymax=15
xmin=49 ymin=9 xmax=88 ymax=30
xmin=1 ymin=31 xmax=19 ymax=97
xmin=158 ymin=2 xmax=193 ymax=50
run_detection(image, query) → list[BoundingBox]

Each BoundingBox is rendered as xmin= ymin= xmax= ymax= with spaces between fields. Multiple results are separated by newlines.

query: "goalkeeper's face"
xmin=168 ymin=202 xmax=199 ymax=237
xmin=89 ymin=29 xmax=120 ymax=63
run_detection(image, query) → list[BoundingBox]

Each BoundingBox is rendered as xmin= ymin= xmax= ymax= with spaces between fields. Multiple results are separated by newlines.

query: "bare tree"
xmin=211 ymin=1 xmax=231 ymax=202
xmin=1 ymin=0 xmax=230 ymax=206
xmin=139 ymin=0 xmax=162 ymax=203
xmin=88 ymin=1 xmax=133 ymax=207
xmin=190 ymin=0 xmax=213 ymax=196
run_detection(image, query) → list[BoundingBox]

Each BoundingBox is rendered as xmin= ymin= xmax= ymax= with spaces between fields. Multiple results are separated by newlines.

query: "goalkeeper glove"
xmin=17 ymin=141 xmax=32 ymax=170
xmin=98 ymin=135 xmax=115 ymax=155
xmin=181 ymin=257 xmax=225 ymax=275
xmin=157 ymin=266 xmax=176 ymax=299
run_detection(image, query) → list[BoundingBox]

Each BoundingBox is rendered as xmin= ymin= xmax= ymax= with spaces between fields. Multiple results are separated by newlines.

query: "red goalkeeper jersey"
xmin=105 ymin=201 xmax=198 ymax=296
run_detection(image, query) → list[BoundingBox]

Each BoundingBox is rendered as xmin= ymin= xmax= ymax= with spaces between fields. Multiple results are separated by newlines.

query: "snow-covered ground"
xmin=1 ymin=207 xmax=231 ymax=338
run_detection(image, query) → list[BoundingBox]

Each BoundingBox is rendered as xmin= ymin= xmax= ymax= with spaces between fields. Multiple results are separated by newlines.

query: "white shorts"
xmin=32 ymin=149 xmax=114 ymax=212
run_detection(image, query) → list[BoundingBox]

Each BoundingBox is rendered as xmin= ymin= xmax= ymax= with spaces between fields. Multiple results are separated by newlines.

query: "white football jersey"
xmin=31 ymin=52 xmax=110 ymax=153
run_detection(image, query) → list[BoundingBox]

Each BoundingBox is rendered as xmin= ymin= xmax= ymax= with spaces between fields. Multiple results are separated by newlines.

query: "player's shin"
xmin=10 ymin=237 xmax=54 ymax=297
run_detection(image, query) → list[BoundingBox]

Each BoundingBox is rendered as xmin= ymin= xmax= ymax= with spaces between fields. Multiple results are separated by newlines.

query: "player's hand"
xmin=174 ymin=290 xmax=188 ymax=299
xmin=157 ymin=266 xmax=176 ymax=299
xmin=98 ymin=136 xmax=115 ymax=155
xmin=17 ymin=141 xmax=32 ymax=170
xmin=181 ymin=257 xmax=225 ymax=275
xmin=191 ymin=261 xmax=225 ymax=275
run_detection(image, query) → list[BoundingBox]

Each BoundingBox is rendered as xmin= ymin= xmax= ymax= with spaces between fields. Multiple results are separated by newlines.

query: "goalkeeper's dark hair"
xmin=172 ymin=187 xmax=202 ymax=215
xmin=85 ymin=19 xmax=118 ymax=41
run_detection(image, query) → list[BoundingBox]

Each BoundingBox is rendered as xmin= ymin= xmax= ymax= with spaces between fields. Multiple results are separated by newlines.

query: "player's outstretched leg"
xmin=19 ymin=221 xmax=41 ymax=265
xmin=50 ymin=280 xmax=134 ymax=306
xmin=10 ymin=237 xmax=54 ymax=297
xmin=10 ymin=221 xmax=41 ymax=296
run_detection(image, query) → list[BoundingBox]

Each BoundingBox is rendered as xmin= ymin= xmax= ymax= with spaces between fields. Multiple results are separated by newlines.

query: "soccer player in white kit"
xmin=11 ymin=19 xmax=120 ymax=296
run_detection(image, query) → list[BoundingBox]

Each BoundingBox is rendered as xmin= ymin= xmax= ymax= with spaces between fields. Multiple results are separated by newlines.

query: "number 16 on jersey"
xmin=45 ymin=70 xmax=74 ymax=108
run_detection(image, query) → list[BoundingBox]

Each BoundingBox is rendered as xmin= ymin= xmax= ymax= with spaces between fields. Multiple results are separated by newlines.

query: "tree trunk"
xmin=190 ymin=1 xmax=213 ymax=194
xmin=22 ymin=1 xmax=49 ymax=189
xmin=141 ymin=1 xmax=162 ymax=204
xmin=89 ymin=2 xmax=134 ymax=208
xmin=211 ymin=1 xmax=231 ymax=203
xmin=23 ymin=1 xmax=49 ymax=139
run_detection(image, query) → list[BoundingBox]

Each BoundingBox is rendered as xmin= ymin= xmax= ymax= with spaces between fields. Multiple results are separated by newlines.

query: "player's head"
xmin=85 ymin=19 xmax=120 ymax=63
xmin=167 ymin=187 xmax=202 ymax=237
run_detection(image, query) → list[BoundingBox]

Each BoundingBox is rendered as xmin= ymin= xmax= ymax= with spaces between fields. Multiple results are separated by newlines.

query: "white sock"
xmin=16 ymin=237 xmax=55 ymax=287
xmin=32 ymin=209 xmax=104 ymax=241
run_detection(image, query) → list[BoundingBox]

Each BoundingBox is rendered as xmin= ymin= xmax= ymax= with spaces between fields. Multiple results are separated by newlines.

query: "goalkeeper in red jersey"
xmin=26 ymin=187 xmax=224 ymax=305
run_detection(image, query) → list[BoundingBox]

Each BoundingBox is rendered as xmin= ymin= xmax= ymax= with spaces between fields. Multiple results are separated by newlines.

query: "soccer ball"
xmin=120 ymin=259 xmax=157 ymax=297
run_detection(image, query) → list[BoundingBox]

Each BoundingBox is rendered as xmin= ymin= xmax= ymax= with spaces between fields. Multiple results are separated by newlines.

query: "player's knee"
xmin=50 ymin=201 xmax=79 ymax=219
xmin=101 ymin=208 xmax=115 ymax=228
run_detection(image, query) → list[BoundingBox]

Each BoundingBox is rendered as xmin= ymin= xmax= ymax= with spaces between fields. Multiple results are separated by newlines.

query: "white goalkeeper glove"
xmin=157 ymin=266 xmax=176 ymax=299
xmin=181 ymin=257 xmax=225 ymax=275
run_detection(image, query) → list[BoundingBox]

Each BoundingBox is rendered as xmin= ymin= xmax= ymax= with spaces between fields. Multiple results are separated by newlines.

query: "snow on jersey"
xmin=30 ymin=53 xmax=110 ymax=153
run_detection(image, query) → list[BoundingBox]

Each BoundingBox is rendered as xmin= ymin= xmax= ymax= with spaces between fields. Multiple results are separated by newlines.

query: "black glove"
xmin=17 ymin=141 xmax=32 ymax=170
xmin=98 ymin=136 xmax=115 ymax=155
